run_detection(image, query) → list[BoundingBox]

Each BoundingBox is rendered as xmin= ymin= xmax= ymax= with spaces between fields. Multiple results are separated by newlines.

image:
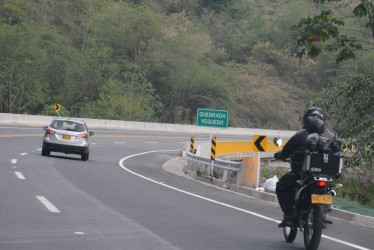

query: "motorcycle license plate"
xmin=311 ymin=194 xmax=332 ymax=204
xmin=62 ymin=135 xmax=71 ymax=140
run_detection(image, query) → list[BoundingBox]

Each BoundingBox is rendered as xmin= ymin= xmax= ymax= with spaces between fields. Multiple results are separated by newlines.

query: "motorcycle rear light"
xmin=78 ymin=133 xmax=88 ymax=139
xmin=46 ymin=128 xmax=56 ymax=135
xmin=316 ymin=181 xmax=327 ymax=187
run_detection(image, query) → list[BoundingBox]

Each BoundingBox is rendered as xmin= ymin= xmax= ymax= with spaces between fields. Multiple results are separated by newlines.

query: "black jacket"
xmin=276 ymin=128 xmax=335 ymax=174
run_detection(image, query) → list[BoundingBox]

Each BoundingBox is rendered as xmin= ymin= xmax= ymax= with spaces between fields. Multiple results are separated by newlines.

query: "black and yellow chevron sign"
xmin=54 ymin=104 xmax=60 ymax=111
xmin=254 ymin=135 xmax=267 ymax=152
xmin=190 ymin=137 xmax=194 ymax=153
xmin=211 ymin=136 xmax=216 ymax=160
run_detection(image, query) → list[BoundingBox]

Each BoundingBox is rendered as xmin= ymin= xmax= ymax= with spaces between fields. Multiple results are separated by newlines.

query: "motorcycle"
xmin=273 ymin=136 xmax=343 ymax=250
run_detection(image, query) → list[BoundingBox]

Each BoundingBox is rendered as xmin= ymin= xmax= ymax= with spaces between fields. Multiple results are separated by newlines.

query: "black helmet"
xmin=303 ymin=107 xmax=325 ymax=133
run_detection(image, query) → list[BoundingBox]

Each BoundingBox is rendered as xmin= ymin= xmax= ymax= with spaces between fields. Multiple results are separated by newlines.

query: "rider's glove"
xmin=274 ymin=151 xmax=282 ymax=160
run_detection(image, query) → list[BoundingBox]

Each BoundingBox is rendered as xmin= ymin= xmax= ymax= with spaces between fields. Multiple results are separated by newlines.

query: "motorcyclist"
xmin=274 ymin=107 xmax=338 ymax=227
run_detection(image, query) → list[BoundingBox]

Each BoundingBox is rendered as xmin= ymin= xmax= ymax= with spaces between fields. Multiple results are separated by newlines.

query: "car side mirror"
xmin=43 ymin=126 xmax=48 ymax=130
xmin=89 ymin=131 xmax=94 ymax=136
xmin=273 ymin=137 xmax=283 ymax=147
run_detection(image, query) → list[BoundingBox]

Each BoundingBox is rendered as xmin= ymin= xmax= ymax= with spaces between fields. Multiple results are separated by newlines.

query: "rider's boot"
xmin=278 ymin=214 xmax=294 ymax=227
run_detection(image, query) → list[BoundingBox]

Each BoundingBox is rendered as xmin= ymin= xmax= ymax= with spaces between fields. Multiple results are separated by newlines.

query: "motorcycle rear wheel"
xmin=304 ymin=205 xmax=323 ymax=250
xmin=283 ymin=225 xmax=297 ymax=242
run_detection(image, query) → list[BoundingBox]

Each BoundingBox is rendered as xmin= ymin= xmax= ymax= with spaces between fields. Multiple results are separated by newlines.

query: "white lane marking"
xmin=146 ymin=142 xmax=158 ymax=144
xmin=20 ymin=152 xmax=28 ymax=156
xmin=119 ymin=150 xmax=371 ymax=250
xmin=322 ymin=235 xmax=371 ymax=250
xmin=114 ymin=142 xmax=127 ymax=144
xmin=11 ymin=159 xmax=17 ymax=164
xmin=74 ymin=232 xmax=85 ymax=235
xmin=15 ymin=171 xmax=25 ymax=180
xmin=35 ymin=196 xmax=61 ymax=213
xmin=37 ymin=148 xmax=42 ymax=151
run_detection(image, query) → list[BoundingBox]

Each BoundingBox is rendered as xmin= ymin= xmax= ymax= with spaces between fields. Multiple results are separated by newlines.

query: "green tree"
xmin=155 ymin=0 xmax=198 ymax=15
xmin=25 ymin=0 xmax=105 ymax=50
xmin=147 ymin=29 xmax=232 ymax=123
xmin=198 ymin=0 xmax=234 ymax=13
xmin=0 ymin=22 xmax=47 ymax=114
xmin=312 ymin=71 xmax=373 ymax=163
xmin=294 ymin=0 xmax=374 ymax=63
xmin=0 ymin=0 xmax=26 ymax=25
xmin=310 ymin=72 xmax=374 ymax=205
xmin=295 ymin=1 xmax=374 ymax=205
xmin=58 ymin=42 xmax=115 ymax=116
xmin=84 ymin=78 xmax=161 ymax=121
xmin=91 ymin=3 xmax=161 ymax=63
xmin=250 ymin=42 xmax=324 ymax=89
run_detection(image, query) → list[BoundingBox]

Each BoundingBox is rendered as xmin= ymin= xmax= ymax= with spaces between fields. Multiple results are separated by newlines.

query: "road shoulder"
xmin=163 ymin=156 xmax=374 ymax=228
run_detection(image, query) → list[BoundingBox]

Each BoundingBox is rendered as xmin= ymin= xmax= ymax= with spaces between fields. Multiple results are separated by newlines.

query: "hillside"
xmin=1 ymin=0 xmax=373 ymax=130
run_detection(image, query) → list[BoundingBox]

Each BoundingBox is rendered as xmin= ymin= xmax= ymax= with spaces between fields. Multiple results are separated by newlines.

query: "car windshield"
xmin=51 ymin=121 xmax=85 ymax=132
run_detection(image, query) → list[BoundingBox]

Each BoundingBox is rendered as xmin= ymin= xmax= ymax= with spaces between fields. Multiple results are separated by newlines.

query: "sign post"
xmin=196 ymin=108 xmax=228 ymax=182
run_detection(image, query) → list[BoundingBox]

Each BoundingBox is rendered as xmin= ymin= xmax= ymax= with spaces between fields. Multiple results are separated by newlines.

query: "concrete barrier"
xmin=0 ymin=113 xmax=296 ymax=137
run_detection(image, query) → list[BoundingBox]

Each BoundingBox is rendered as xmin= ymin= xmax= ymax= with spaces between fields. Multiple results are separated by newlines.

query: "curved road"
xmin=0 ymin=126 xmax=373 ymax=250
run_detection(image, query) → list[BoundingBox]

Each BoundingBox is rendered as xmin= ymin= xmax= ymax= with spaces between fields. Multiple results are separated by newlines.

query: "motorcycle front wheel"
xmin=304 ymin=205 xmax=323 ymax=250
xmin=283 ymin=225 xmax=297 ymax=243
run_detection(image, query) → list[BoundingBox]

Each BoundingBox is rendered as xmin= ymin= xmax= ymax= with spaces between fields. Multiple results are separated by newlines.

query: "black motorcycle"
xmin=274 ymin=136 xmax=343 ymax=250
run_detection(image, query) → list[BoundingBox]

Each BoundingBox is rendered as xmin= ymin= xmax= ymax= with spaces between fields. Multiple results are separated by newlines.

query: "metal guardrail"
xmin=186 ymin=152 xmax=242 ymax=171
xmin=186 ymin=151 xmax=242 ymax=184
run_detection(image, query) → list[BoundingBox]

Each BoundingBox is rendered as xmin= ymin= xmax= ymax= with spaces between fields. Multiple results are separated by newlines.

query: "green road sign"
xmin=197 ymin=108 xmax=228 ymax=128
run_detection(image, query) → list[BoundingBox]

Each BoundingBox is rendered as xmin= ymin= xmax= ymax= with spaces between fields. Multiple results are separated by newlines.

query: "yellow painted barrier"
xmin=216 ymin=141 xmax=254 ymax=155
xmin=199 ymin=139 xmax=287 ymax=188
xmin=216 ymin=141 xmax=286 ymax=155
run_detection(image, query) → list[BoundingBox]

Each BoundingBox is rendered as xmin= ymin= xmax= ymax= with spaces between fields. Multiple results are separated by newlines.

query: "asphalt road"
xmin=0 ymin=126 xmax=373 ymax=250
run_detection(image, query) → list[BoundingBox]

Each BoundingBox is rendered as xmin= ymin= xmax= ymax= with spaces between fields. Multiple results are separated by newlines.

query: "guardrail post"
xmin=236 ymin=169 xmax=241 ymax=185
xmin=186 ymin=151 xmax=242 ymax=184
xmin=222 ymin=170 xmax=228 ymax=181
xmin=256 ymin=152 xmax=261 ymax=189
